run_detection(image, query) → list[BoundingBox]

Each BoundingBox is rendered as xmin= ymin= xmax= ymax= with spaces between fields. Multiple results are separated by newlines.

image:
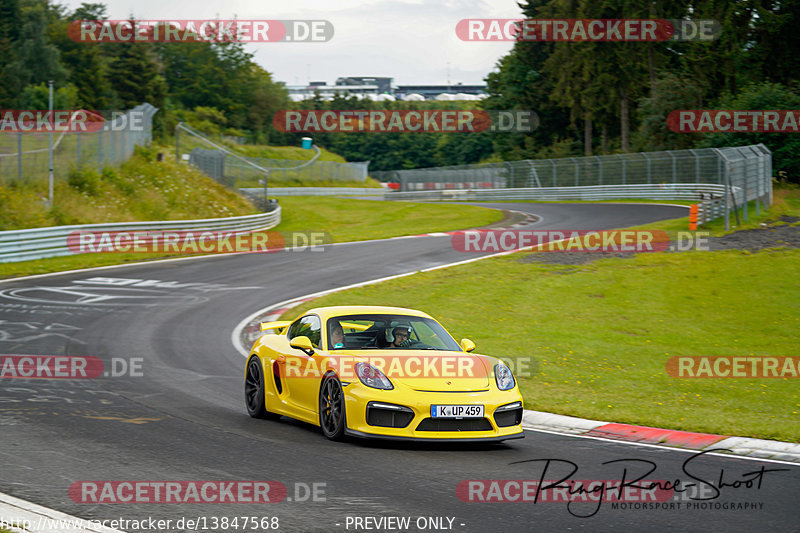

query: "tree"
xmin=633 ymin=72 xmax=705 ymax=151
xmin=701 ymin=82 xmax=800 ymax=182
xmin=4 ymin=0 xmax=68 ymax=104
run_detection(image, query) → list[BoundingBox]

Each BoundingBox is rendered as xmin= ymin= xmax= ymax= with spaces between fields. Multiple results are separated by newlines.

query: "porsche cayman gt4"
xmin=244 ymin=306 xmax=524 ymax=442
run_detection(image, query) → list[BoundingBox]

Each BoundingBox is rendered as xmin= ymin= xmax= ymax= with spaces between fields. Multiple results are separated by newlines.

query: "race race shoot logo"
xmin=667 ymin=110 xmax=800 ymax=133
xmin=273 ymin=110 xmax=538 ymax=133
xmin=455 ymin=19 xmax=720 ymax=42
xmin=451 ymin=230 xmax=670 ymax=253
xmin=0 ymin=110 xmax=104 ymax=133
xmin=66 ymin=230 xmax=330 ymax=254
xmin=666 ymin=356 xmax=800 ymax=378
xmin=69 ymin=20 xmax=333 ymax=43
xmin=69 ymin=481 xmax=287 ymax=503
xmin=0 ymin=355 xmax=143 ymax=379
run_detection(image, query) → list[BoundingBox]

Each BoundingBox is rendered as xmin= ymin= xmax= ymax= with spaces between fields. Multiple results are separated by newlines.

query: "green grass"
xmin=0 ymin=145 xmax=257 ymax=231
xmin=0 ymin=197 xmax=503 ymax=279
xmin=284 ymin=247 xmax=800 ymax=443
xmin=270 ymin=196 xmax=503 ymax=242
xmin=239 ymin=177 xmax=384 ymax=189
xmin=232 ymin=144 xmax=347 ymax=162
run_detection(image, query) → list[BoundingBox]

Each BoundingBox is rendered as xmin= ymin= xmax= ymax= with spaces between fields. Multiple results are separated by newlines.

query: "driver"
xmin=388 ymin=326 xmax=412 ymax=348
xmin=330 ymin=321 xmax=345 ymax=349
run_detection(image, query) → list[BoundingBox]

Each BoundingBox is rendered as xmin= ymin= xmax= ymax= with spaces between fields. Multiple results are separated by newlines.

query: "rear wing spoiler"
xmin=260 ymin=320 xmax=291 ymax=333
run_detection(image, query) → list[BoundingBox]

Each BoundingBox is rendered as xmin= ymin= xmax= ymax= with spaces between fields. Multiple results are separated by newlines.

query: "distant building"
xmin=335 ymin=76 xmax=394 ymax=95
xmin=285 ymin=77 xmax=487 ymax=101
xmin=395 ymin=83 xmax=487 ymax=100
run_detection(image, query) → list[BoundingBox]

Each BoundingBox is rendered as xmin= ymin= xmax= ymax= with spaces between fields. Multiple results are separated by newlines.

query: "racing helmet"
xmin=385 ymin=324 xmax=411 ymax=343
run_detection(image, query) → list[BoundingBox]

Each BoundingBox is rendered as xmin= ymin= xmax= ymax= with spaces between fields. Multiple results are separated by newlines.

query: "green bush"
xmin=66 ymin=167 xmax=101 ymax=196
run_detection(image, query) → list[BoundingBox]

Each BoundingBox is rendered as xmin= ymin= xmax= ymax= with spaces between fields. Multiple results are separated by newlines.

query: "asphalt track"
xmin=0 ymin=202 xmax=798 ymax=533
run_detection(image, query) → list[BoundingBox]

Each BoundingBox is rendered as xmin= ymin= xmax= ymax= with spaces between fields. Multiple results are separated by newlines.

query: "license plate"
xmin=431 ymin=405 xmax=484 ymax=418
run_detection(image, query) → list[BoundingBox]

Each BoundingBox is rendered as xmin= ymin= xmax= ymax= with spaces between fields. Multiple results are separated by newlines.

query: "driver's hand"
xmin=399 ymin=339 xmax=412 ymax=347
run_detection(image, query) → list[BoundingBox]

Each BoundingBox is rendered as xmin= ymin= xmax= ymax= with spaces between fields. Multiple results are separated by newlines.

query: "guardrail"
xmin=0 ymin=208 xmax=281 ymax=263
xmin=385 ymin=183 xmax=729 ymax=202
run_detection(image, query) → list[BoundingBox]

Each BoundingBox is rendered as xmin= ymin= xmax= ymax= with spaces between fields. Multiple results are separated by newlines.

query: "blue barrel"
xmin=301 ymin=137 xmax=312 ymax=149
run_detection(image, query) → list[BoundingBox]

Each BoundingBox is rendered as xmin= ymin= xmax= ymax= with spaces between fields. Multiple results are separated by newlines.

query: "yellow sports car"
xmin=244 ymin=305 xmax=524 ymax=442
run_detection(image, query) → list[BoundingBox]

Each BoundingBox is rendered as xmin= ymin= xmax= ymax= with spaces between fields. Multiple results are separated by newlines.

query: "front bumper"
xmin=342 ymin=382 xmax=524 ymax=441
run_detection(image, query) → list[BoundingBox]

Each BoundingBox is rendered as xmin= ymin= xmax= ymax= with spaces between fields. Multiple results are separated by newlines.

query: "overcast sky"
xmin=57 ymin=0 xmax=522 ymax=86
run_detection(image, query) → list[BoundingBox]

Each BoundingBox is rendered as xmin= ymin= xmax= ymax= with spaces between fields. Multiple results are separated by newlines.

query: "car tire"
xmin=319 ymin=373 xmax=347 ymax=441
xmin=245 ymin=356 xmax=279 ymax=420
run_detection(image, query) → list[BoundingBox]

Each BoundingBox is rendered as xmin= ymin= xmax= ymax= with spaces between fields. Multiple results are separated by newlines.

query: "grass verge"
xmin=0 ymin=197 xmax=503 ymax=279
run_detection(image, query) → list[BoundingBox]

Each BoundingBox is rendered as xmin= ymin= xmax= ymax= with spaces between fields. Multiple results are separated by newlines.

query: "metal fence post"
xmin=572 ymin=157 xmax=578 ymax=186
xmin=595 ymin=156 xmax=602 ymax=185
xmin=17 ymin=131 xmax=22 ymax=181
xmin=669 ymin=151 xmax=677 ymax=183
xmin=77 ymin=131 xmax=81 ymax=168
xmin=110 ymin=125 xmax=115 ymax=165
xmin=642 ymin=152 xmax=651 ymax=184
xmin=551 ymin=159 xmax=557 ymax=187
xmin=724 ymin=161 xmax=730 ymax=231
xmin=97 ymin=127 xmax=103 ymax=172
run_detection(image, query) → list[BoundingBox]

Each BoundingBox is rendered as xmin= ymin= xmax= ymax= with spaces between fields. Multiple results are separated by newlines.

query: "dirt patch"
xmin=708 ymin=216 xmax=800 ymax=251
xmin=518 ymin=217 xmax=800 ymax=265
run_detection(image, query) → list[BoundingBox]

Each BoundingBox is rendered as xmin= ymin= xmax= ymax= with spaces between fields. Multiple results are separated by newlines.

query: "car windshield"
xmin=327 ymin=314 xmax=461 ymax=351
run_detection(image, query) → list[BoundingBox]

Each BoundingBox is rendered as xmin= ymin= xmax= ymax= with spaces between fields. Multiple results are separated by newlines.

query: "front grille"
xmin=416 ymin=417 xmax=493 ymax=432
xmin=366 ymin=402 xmax=414 ymax=428
xmin=493 ymin=407 xmax=523 ymax=427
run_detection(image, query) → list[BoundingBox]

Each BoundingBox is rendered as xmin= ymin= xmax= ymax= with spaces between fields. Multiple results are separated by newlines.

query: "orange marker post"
xmin=689 ymin=204 xmax=699 ymax=231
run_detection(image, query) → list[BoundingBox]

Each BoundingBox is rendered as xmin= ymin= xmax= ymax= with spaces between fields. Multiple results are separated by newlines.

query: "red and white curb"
xmin=522 ymin=411 xmax=800 ymax=464
xmin=234 ymin=296 xmax=800 ymax=466
xmin=0 ymin=492 xmax=123 ymax=533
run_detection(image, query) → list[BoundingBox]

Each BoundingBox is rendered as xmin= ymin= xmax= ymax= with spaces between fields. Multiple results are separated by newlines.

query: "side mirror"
xmin=289 ymin=336 xmax=315 ymax=356
xmin=460 ymin=338 xmax=476 ymax=352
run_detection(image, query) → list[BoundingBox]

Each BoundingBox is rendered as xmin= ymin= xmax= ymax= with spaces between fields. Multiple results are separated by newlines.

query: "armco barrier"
xmin=0 ymin=208 xmax=281 ymax=263
xmin=385 ymin=183 xmax=729 ymax=202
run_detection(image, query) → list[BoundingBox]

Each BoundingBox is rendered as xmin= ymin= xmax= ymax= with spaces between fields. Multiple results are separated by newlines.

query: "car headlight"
xmin=355 ymin=362 xmax=393 ymax=390
xmin=494 ymin=362 xmax=516 ymax=390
